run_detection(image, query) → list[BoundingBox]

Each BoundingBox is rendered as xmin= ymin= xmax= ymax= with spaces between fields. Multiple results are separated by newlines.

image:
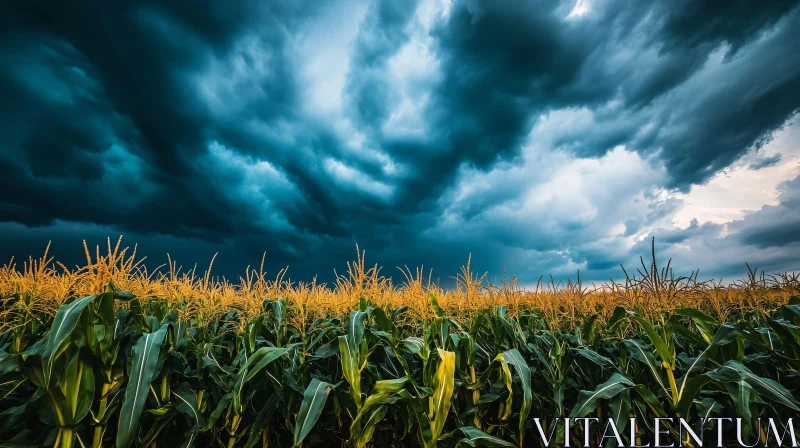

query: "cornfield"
xmin=0 ymin=237 xmax=798 ymax=447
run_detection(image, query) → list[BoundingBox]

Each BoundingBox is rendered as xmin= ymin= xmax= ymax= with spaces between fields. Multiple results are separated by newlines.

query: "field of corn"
xmin=1 ymin=238 xmax=799 ymax=447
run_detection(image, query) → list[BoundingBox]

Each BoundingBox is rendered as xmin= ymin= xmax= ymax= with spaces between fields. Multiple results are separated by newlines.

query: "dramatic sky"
xmin=1 ymin=0 xmax=799 ymax=285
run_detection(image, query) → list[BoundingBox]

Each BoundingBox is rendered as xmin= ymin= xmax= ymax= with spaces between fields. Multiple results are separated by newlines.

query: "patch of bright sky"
xmin=566 ymin=0 xmax=592 ymax=19
xmin=296 ymin=0 xmax=369 ymax=117
xmin=207 ymin=142 xmax=300 ymax=232
xmin=671 ymin=117 xmax=800 ymax=227
xmin=382 ymin=1 xmax=443 ymax=140
xmin=323 ymin=158 xmax=395 ymax=201
xmin=295 ymin=0 xmax=411 ymax=179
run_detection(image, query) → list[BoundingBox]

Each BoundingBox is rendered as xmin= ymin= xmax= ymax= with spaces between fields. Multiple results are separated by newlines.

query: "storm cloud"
xmin=1 ymin=0 xmax=798 ymax=283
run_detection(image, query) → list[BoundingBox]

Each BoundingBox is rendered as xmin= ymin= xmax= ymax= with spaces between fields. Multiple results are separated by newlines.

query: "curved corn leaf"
xmin=293 ymin=378 xmax=333 ymax=447
xmin=502 ymin=349 xmax=532 ymax=445
xmin=725 ymin=380 xmax=755 ymax=440
xmin=349 ymin=377 xmax=414 ymax=447
xmin=116 ymin=325 xmax=169 ymax=448
xmin=606 ymin=389 xmax=630 ymax=448
xmin=244 ymin=393 xmax=282 ymax=448
xmin=632 ymin=385 xmax=668 ymax=418
xmin=172 ymin=383 xmax=204 ymax=448
xmin=429 ymin=349 xmax=456 ymax=445
xmin=372 ymin=307 xmax=394 ymax=334
xmin=233 ymin=345 xmax=293 ymax=414
xmin=200 ymin=393 xmax=233 ymax=432
xmin=403 ymin=336 xmax=430 ymax=361
xmin=429 ymin=293 xmax=445 ymax=318
xmin=569 ymin=373 xmax=634 ymax=419
xmin=577 ymin=348 xmax=619 ymax=371
xmin=353 ymin=405 xmax=388 ymax=448
xmin=46 ymin=350 xmax=95 ymax=427
xmin=632 ymin=316 xmax=674 ymax=368
xmin=42 ymin=294 xmax=100 ymax=385
xmin=606 ymin=306 xmax=629 ymax=331
xmin=623 ymin=339 xmax=668 ymax=395
xmin=456 ymin=426 xmax=516 ymax=447
xmin=675 ymin=308 xmax=717 ymax=344
xmin=340 ymin=310 xmax=369 ymax=410
xmin=707 ymin=360 xmax=800 ymax=411
xmin=675 ymin=322 xmax=741 ymax=407
xmin=674 ymin=375 xmax=708 ymax=417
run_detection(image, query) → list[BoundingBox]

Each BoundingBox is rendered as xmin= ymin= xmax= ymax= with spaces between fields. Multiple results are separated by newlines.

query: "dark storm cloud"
xmin=733 ymin=176 xmax=800 ymax=249
xmin=563 ymin=1 xmax=800 ymax=189
xmin=631 ymin=175 xmax=800 ymax=278
xmin=0 ymin=1 xmax=321 ymax=250
xmin=346 ymin=0 xmax=419 ymax=135
xmin=1 ymin=0 xmax=799 ymax=282
xmin=657 ymin=0 xmax=797 ymax=55
xmin=749 ymin=153 xmax=783 ymax=170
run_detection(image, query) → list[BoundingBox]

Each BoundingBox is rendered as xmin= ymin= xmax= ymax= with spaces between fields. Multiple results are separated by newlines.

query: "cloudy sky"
xmin=1 ymin=0 xmax=799 ymax=285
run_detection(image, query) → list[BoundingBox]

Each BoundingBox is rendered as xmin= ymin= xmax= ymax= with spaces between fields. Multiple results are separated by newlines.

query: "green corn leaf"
xmin=502 ymin=349 xmax=532 ymax=445
xmin=41 ymin=294 xmax=101 ymax=385
xmin=406 ymin=398 xmax=435 ymax=448
xmin=403 ymin=337 xmax=430 ymax=361
xmin=623 ymin=339 xmax=668 ymax=395
xmin=272 ymin=300 xmax=285 ymax=325
xmin=200 ymin=393 xmax=232 ymax=432
xmin=354 ymin=405 xmax=388 ymax=448
xmin=339 ymin=335 xmax=363 ymax=409
xmin=725 ymin=380 xmax=755 ymax=440
xmin=577 ymin=348 xmax=619 ymax=372
xmin=569 ymin=373 xmax=634 ymax=419
xmin=0 ymin=352 xmax=20 ymax=375
xmin=46 ymin=349 xmax=95 ymax=427
xmin=429 ymin=349 xmax=456 ymax=444
xmin=293 ymin=377 xmax=333 ymax=447
xmin=708 ymin=322 xmax=743 ymax=347
xmin=456 ymin=426 xmax=516 ymax=447
xmin=674 ymin=375 xmax=708 ymax=418
xmin=171 ymin=383 xmax=205 ymax=448
xmin=429 ymin=293 xmax=445 ymax=318
xmin=607 ymin=306 xmax=629 ymax=331
xmin=233 ymin=345 xmax=293 ymax=414
xmin=349 ymin=377 xmax=414 ymax=447
xmin=372 ymin=307 xmax=394 ymax=334
xmin=674 ymin=308 xmax=717 ymax=344
xmin=340 ymin=310 xmax=369 ymax=414
xmin=671 ymin=323 xmax=710 ymax=349
xmin=606 ymin=389 xmax=630 ymax=448
xmin=696 ymin=398 xmax=721 ymax=421
xmin=244 ymin=393 xmax=282 ymax=448
xmin=632 ymin=385 xmax=668 ymax=418
xmin=244 ymin=345 xmax=295 ymax=382
xmin=675 ymin=322 xmax=740 ymax=406
xmin=494 ymin=356 xmax=514 ymax=422
xmin=579 ymin=314 xmax=598 ymax=347
xmin=707 ymin=360 xmax=800 ymax=411
xmin=632 ymin=317 xmax=674 ymax=368
xmin=116 ymin=325 xmax=169 ymax=448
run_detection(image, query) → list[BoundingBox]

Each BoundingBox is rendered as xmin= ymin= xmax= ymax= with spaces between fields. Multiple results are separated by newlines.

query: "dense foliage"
xmin=1 ymin=239 xmax=799 ymax=447
xmin=1 ymin=283 xmax=799 ymax=447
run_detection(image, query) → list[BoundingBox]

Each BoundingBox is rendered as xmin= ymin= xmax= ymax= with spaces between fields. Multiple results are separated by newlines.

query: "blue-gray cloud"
xmin=749 ymin=153 xmax=783 ymax=170
xmin=0 ymin=0 xmax=798 ymax=283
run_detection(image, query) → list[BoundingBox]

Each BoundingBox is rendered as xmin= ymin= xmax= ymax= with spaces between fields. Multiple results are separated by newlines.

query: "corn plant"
xmin=1 ymin=277 xmax=800 ymax=447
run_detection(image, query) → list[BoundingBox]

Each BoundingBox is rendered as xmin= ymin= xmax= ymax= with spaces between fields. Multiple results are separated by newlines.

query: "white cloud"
xmin=323 ymin=157 xmax=395 ymax=200
xmin=193 ymin=34 xmax=278 ymax=117
xmin=206 ymin=142 xmax=301 ymax=233
xmin=296 ymin=0 xmax=370 ymax=117
xmin=566 ymin=0 xmax=592 ymax=19
xmin=671 ymin=117 xmax=800 ymax=227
